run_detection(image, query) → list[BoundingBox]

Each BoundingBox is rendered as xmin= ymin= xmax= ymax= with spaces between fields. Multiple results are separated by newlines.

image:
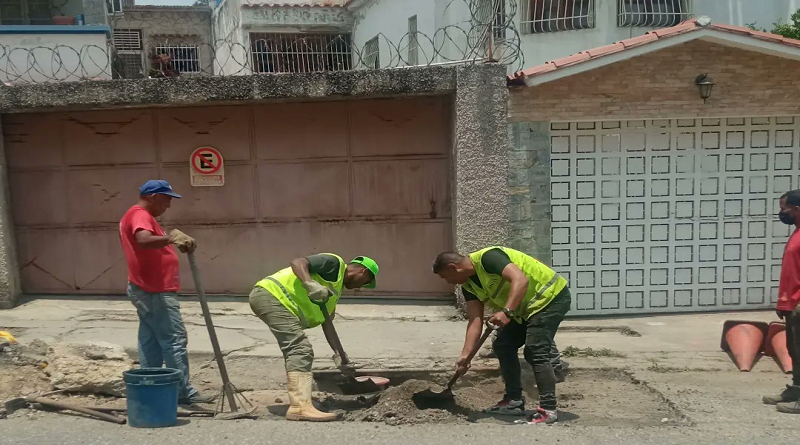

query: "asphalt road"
xmin=1 ymin=415 xmax=798 ymax=445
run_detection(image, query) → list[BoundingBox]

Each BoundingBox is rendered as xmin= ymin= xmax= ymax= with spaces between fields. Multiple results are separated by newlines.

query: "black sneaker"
xmin=179 ymin=391 xmax=217 ymax=405
xmin=515 ymin=406 xmax=558 ymax=425
xmin=484 ymin=396 xmax=526 ymax=416
xmin=763 ymin=385 xmax=800 ymax=405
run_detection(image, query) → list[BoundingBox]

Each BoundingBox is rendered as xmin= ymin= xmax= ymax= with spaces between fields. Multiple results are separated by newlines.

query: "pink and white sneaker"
xmin=515 ymin=406 xmax=557 ymax=425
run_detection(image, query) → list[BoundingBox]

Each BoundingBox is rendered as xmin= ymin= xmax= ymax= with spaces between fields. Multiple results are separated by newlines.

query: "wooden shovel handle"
xmin=30 ymin=397 xmax=126 ymax=424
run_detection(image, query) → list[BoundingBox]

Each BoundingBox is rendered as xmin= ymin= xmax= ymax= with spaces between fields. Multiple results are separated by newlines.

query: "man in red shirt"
xmin=119 ymin=180 xmax=212 ymax=405
xmin=764 ymin=190 xmax=800 ymax=413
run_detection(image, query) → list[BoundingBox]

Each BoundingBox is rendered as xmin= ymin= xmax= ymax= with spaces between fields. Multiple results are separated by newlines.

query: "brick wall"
xmin=509 ymin=40 xmax=800 ymax=123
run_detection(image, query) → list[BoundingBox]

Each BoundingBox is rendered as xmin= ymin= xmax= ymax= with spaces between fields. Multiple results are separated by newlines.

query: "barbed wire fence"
xmin=0 ymin=0 xmax=523 ymax=84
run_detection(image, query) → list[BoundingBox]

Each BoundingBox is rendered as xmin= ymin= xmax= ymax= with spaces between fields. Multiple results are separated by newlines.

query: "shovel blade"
xmin=412 ymin=388 xmax=454 ymax=402
xmin=338 ymin=376 xmax=389 ymax=395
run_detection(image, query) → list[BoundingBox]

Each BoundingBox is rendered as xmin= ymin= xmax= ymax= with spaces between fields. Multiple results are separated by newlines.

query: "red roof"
xmin=509 ymin=17 xmax=800 ymax=84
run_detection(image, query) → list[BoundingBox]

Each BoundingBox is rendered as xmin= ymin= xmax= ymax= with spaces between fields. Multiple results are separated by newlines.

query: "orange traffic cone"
xmin=765 ymin=322 xmax=793 ymax=374
xmin=720 ymin=320 xmax=769 ymax=372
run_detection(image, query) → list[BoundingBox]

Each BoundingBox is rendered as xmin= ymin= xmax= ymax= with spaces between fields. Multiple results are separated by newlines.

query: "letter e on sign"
xmin=190 ymin=147 xmax=224 ymax=187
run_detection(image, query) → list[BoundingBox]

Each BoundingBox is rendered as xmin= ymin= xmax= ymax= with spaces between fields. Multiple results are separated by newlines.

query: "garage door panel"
xmin=3 ymin=114 xmax=63 ymax=169
xmin=73 ymin=229 xmax=128 ymax=292
xmin=63 ymin=110 xmax=156 ymax=166
xmin=254 ymin=102 xmax=348 ymax=160
xmin=176 ymin=226 xmax=262 ymax=294
xmin=10 ymin=170 xmax=67 ymax=226
xmin=161 ymin=165 xmax=257 ymax=223
xmin=7 ymin=100 xmax=453 ymax=298
xmin=17 ymin=229 xmax=75 ymax=292
xmin=67 ymin=167 xmax=158 ymax=224
xmin=158 ymin=106 xmax=252 ymax=163
xmin=552 ymin=117 xmax=794 ymax=315
xmin=349 ymin=97 xmax=449 ymax=157
xmin=257 ymin=163 xmax=350 ymax=218
xmin=352 ymin=159 xmax=450 ymax=217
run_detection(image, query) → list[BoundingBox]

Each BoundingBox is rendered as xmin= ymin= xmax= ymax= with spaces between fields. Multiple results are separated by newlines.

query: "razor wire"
xmin=0 ymin=0 xmax=523 ymax=84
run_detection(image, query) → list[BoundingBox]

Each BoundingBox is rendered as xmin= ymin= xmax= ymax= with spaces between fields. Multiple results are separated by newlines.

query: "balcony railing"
xmin=618 ymin=0 xmax=692 ymax=27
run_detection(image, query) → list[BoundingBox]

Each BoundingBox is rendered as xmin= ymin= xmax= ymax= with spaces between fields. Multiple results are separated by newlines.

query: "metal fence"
xmin=617 ymin=0 xmax=692 ymax=28
xmin=520 ymin=0 xmax=596 ymax=34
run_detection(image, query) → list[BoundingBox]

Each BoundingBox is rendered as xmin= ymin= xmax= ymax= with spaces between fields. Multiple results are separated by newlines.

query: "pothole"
xmin=315 ymin=368 xmax=683 ymax=426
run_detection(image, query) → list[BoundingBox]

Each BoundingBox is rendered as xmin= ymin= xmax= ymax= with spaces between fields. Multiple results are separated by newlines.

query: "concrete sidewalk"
xmin=0 ymin=297 xmax=780 ymax=370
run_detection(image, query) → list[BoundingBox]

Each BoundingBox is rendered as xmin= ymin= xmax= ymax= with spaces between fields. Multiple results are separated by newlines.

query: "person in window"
xmin=432 ymin=247 xmax=571 ymax=424
xmin=149 ymin=52 xmax=179 ymax=78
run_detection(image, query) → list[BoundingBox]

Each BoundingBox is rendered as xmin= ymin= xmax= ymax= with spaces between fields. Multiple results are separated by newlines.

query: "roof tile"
xmin=509 ymin=18 xmax=800 ymax=83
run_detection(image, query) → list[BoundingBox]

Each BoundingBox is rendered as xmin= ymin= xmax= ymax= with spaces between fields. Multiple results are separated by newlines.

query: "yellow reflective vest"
xmin=255 ymin=253 xmax=345 ymax=329
xmin=461 ymin=246 xmax=567 ymax=321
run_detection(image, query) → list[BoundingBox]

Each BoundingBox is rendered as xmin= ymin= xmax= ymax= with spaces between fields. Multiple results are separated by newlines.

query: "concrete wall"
xmin=212 ymin=0 xmax=247 ymax=75
xmin=0 ymin=32 xmax=110 ymax=83
xmin=112 ymin=8 xmax=214 ymax=76
xmin=509 ymin=40 xmax=800 ymax=122
xmin=694 ymin=0 xmax=799 ymax=28
xmin=0 ymin=120 xmax=20 ymax=309
xmin=452 ymin=64 xmax=510 ymax=308
xmin=352 ymin=0 xmax=436 ymax=67
xmin=0 ymin=64 xmax=509 ymax=307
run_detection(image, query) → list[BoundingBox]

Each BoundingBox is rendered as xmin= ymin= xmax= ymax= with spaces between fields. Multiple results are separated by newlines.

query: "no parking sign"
xmin=190 ymin=147 xmax=224 ymax=187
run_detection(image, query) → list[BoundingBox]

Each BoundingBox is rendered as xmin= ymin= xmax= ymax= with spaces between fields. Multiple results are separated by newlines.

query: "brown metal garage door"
xmin=4 ymin=96 xmax=453 ymax=298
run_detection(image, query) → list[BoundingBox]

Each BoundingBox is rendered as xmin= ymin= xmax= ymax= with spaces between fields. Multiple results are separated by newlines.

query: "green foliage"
xmin=747 ymin=9 xmax=800 ymax=40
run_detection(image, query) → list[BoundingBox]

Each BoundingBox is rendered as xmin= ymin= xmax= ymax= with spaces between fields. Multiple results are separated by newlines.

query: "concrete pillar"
xmin=509 ymin=121 xmax=552 ymax=265
xmin=0 ymin=118 xmax=21 ymax=309
xmin=451 ymin=64 xmax=510 ymax=309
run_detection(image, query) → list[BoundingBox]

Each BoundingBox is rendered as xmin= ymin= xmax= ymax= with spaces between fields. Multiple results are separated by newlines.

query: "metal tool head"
xmin=338 ymin=376 xmax=390 ymax=395
xmin=3 ymin=397 xmax=29 ymax=415
xmin=412 ymin=387 xmax=455 ymax=402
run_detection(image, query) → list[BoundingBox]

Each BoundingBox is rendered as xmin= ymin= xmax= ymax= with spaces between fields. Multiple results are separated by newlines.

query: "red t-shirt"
xmin=119 ymin=205 xmax=180 ymax=293
xmin=778 ymin=229 xmax=800 ymax=311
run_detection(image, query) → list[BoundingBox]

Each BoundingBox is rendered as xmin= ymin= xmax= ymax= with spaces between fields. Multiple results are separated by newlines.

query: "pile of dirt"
xmin=323 ymin=378 xmax=503 ymax=426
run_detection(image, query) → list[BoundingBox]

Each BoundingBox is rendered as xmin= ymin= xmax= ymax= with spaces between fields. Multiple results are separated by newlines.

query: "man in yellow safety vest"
xmin=249 ymin=253 xmax=379 ymax=422
xmin=432 ymin=246 xmax=571 ymax=425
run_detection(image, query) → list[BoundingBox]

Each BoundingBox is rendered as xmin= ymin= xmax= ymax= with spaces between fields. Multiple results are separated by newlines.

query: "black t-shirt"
xmin=306 ymin=254 xmax=342 ymax=282
xmin=463 ymin=248 xmax=511 ymax=302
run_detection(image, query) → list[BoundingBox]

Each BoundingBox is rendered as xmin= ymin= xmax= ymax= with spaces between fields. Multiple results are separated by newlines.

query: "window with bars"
xmin=363 ymin=36 xmax=380 ymax=69
xmin=408 ymin=15 xmax=418 ymax=66
xmin=520 ymin=0 xmax=595 ymax=34
xmin=618 ymin=0 xmax=692 ymax=27
xmin=112 ymin=29 xmax=143 ymax=79
xmin=155 ymin=45 xmax=200 ymax=73
xmin=106 ymin=0 xmax=123 ymax=14
xmin=112 ymin=29 xmax=142 ymax=51
xmin=250 ymin=33 xmax=352 ymax=74
xmin=0 ymin=0 xmax=51 ymax=25
xmin=474 ymin=0 xmax=506 ymax=41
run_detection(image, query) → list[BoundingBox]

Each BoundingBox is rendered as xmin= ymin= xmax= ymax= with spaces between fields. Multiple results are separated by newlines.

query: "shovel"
xmin=414 ymin=320 xmax=497 ymax=402
xmin=312 ymin=299 xmax=389 ymax=395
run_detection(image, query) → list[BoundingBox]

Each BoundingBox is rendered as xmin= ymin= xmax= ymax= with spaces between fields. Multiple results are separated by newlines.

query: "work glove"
xmin=303 ymin=281 xmax=332 ymax=304
xmin=169 ymin=229 xmax=196 ymax=253
xmin=333 ymin=353 xmax=362 ymax=377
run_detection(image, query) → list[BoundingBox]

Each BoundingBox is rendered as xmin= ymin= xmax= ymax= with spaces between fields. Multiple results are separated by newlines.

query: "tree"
xmin=747 ymin=9 xmax=800 ymax=39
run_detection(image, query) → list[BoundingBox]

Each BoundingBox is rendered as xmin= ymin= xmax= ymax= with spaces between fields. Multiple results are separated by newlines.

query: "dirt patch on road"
xmin=319 ymin=369 xmax=681 ymax=426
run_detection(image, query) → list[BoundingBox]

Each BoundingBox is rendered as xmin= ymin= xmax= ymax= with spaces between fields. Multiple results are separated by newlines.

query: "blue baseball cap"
xmin=139 ymin=180 xmax=182 ymax=198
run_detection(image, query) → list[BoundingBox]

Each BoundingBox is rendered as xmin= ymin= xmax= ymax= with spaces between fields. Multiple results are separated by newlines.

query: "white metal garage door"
xmin=550 ymin=116 xmax=798 ymax=315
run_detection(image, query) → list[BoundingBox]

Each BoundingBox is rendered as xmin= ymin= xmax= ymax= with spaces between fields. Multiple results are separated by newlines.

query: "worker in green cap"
xmin=249 ymin=253 xmax=379 ymax=422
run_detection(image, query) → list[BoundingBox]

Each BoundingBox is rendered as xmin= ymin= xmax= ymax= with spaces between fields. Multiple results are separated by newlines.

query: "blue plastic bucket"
xmin=123 ymin=368 xmax=181 ymax=428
